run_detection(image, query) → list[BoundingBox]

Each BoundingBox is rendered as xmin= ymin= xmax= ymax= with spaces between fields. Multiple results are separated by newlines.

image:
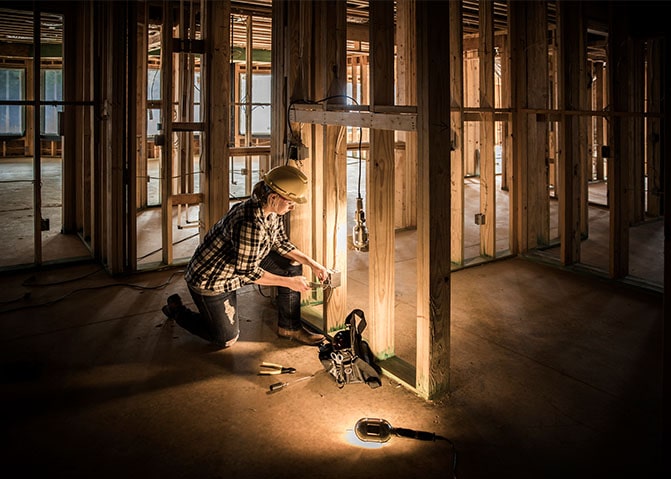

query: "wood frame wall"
xmin=8 ymin=0 xmax=665 ymax=401
xmin=270 ymin=0 xmax=668 ymax=399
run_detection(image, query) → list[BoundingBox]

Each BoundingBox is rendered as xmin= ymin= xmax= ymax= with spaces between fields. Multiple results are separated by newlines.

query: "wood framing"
xmin=282 ymin=0 xmax=314 ymax=279
xmin=160 ymin=1 xmax=174 ymax=265
xmin=608 ymin=3 xmax=630 ymax=278
xmin=203 ymin=1 xmax=231 ymax=230
xmin=478 ymin=0 xmax=495 ymax=258
xmin=630 ymin=39 xmax=646 ymax=225
xmin=0 ymin=0 xmax=667 ymax=406
xmin=368 ymin=0 xmax=396 ymax=359
xmin=646 ymin=40 xmax=662 ymax=217
xmin=99 ymin=0 xmax=128 ymax=273
xmin=450 ymin=0 xmax=464 ymax=266
xmin=558 ymin=0 xmax=583 ymax=265
xmin=314 ymin=0 xmax=347 ymax=331
xmin=594 ymin=62 xmax=606 ymax=182
xmin=510 ymin=1 xmax=549 ymax=254
xmin=290 ymin=105 xmax=416 ymax=131
xmin=415 ymin=0 xmax=451 ymax=399
xmin=395 ymin=0 xmax=417 ymax=231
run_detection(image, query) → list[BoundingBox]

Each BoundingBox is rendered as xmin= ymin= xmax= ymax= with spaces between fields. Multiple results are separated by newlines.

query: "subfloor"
xmin=0 ymin=253 xmax=663 ymax=478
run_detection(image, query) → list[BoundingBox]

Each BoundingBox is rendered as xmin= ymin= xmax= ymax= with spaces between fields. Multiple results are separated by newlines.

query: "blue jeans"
xmin=175 ymin=251 xmax=302 ymax=348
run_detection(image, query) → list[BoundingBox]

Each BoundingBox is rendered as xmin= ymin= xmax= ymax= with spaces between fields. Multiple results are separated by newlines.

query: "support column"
xmin=203 ymin=0 xmax=230 ymax=229
xmin=368 ymin=0 xmax=396 ymax=359
xmin=608 ymin=3 xmax=630 ymax=278
xmin=416 ymin=0 xmax=451 ymax=399
xmin=558 ymin=0 xmax=583 ymax=265
xmin=450 ymin=1 xmax=464 ymax=265
xmin=478 ymin=0 xmax=496 ymax=258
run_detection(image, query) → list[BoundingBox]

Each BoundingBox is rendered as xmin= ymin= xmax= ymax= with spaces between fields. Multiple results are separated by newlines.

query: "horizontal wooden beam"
xmin=463 ymin=112 xmax=511 ymax=122
xmin=172 ymin=122 xmax=205 ymax=131
xmin=170 ymin=193 xmax=203 ymax=205
xmin=229 ymin=146 xmax=271 ymax=156
xmin=290 ymin=105 xmax=417 ymax=131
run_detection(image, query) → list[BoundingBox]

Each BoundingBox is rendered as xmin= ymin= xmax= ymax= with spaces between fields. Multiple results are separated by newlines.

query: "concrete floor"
xmin=0 ymin=253 xmax=663 ymax=478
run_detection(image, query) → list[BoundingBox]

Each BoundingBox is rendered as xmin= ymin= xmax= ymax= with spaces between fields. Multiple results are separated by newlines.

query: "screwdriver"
xmin=269 ymin=375 xmax=314 ymax=392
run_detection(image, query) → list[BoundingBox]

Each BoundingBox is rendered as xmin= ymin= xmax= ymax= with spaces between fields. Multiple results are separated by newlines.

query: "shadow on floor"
xmin=0 ymin=256 xmax=663 ymax=478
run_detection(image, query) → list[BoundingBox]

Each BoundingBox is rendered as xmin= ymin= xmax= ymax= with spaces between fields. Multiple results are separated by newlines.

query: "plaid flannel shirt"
xmin=184 ymin=199 xmax=296 ymax=294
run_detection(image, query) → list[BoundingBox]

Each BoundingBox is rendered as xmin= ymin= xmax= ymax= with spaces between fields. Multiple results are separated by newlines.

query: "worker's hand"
xmin=286 ymin=275 xmax=311 ymax=293
xmin=311 ymin=263 xmax=330 ymax=283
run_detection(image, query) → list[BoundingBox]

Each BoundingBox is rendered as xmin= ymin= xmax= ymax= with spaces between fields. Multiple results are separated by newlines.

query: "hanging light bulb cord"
xmin=286 ymin=94 xmax=362 ymax=165
xmin=286 ymin=94 xmax=368 ymax=254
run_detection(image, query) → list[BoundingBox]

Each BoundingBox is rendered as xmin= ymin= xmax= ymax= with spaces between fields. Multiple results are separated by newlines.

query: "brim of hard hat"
xmin=280 ymin=193 xmax=308 ymax=204
xmin=268 ymin=186 xmax=308 ymax=204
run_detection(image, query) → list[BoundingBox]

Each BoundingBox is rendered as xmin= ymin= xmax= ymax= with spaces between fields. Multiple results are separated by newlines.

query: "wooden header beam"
xmin=290 ymin=103 xmax=417 ymax=131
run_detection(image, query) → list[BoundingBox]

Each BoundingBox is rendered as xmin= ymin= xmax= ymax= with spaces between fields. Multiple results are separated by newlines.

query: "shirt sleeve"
xmin=234 ymin=217 xmax=266 ymax=283
xmin=272 ymin=216 xmax=296 ymax=256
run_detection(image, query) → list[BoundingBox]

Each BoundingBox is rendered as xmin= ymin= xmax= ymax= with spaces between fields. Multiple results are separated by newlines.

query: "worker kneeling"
xmin=162 ymin=165 xmax=328 ymax=348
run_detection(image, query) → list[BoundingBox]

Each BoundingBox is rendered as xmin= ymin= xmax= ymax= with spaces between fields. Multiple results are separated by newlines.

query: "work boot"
xmin=162 ymin=293 xmax=184 ymax=319
xmin=278 ymin=326 xmax=325 ymax=346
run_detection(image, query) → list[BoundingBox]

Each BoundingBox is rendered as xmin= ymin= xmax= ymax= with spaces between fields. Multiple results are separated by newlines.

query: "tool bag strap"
xmin=345 ymin=309 xmax=382 ymax=388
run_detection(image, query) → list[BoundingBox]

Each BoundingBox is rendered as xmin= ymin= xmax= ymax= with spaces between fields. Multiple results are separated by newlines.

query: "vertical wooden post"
xmin=594 ymin=62 xmax=605 ymax=182
xmin=645 ymin=40 xmax=662 ymax=217
xmin=282 ymin=0 xmax=314 ymax=267
xmin=415 ymin=0 xmax=451 ymax=399
xmin=580 ymin=57 xmax=590 ymax=240
xmin=32 ymin=3 xmax=43 ymax=265
xmin=126 ymin=0 xmax=141 ymax=271
xmin=450 ymin=0 xmax=464 ymax=265
xmin=608 ymin=3 xmax=630 ymax=278
xmin=62 ymin=3 xmax=78 ymax=235
xmin=630 ymin=39 xmax=646 ymax=223
xmin=558 ymin=0 xmax=583 ymax=265
xmin=500 ymin=31 xmax=515 ymax=255
xmin=135 ymin=1 xmax=148 ymax=213
xmin=509 ymin=2 xmax=527 ymax=253
xmin=160 ymin=1 xmax=174 ymax=265
xmin=478 ymin=0 xmax=495 ymax=258
xmin=510 ymin=1 xmax=548 ymax=254
xmin=270 ymin=0 xmax=286 ymax=168
xmin=314 ymin=0 xmax=347 ymax=331
xmin=368 ymin=0 xmax=396 ymax=359
xmin=202 ymin=0 xmax=230 ymax=230
xmin=395 ymin=0 xmax=417 ymax=231
xmin=102 ymin=0 xmax=128 ymax=273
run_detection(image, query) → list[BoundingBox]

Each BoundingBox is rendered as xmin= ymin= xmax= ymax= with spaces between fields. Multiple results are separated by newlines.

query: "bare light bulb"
xmin=352 ymin=196 xmax=369 ymax=251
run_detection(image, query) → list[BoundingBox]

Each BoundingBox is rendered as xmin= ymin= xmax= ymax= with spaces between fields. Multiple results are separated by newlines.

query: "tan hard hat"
xmin=262 ymin=165 xmax=308 ymax=204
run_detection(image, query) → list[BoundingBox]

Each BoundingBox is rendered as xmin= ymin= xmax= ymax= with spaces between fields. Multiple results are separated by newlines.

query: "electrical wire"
xmin=434 ymin=435 xmax=459 ymax=479
xmin=21 ymin=266 xmax=104 ymax=286
xmin=0 ymin=270 xmax=184 ymax=315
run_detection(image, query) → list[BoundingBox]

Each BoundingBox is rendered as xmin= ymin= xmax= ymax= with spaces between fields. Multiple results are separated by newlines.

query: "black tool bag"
xmin=318 ymin=309 xmax=382 ymax=389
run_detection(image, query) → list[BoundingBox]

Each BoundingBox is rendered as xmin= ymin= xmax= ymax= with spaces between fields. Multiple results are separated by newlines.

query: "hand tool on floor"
xmin=258 ymin=362 xmax=296 ymax=375
xmin=269 ymin=375 xmax=313 ymax=392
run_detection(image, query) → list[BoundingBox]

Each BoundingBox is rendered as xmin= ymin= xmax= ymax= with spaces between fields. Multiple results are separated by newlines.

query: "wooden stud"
xmin=395 ymin=0 xmax=417 ymax=231
xmin=558 ymin=0 xmax=583 ymax=265
xmin=450 ymin=0 xmax=464 ymax=265
xmin=415 ymin=0 xmax=451 ymax=399
xmin=646 ymin=40 xmax=662 ymax=217
xmin=368 ymin=0 xmax=396 ymax=360
xmin=314 ymin=0 xmax=347 ymax=331
xmin=479 ymin=0 xmax=496 ymax=258
xmin=594 ymin=62 xmax=605 ymax=182
xmin=202 ymin=0 xmax=230 ymax=230
xmin=608 ymin=3 xmax=630 ymax=278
